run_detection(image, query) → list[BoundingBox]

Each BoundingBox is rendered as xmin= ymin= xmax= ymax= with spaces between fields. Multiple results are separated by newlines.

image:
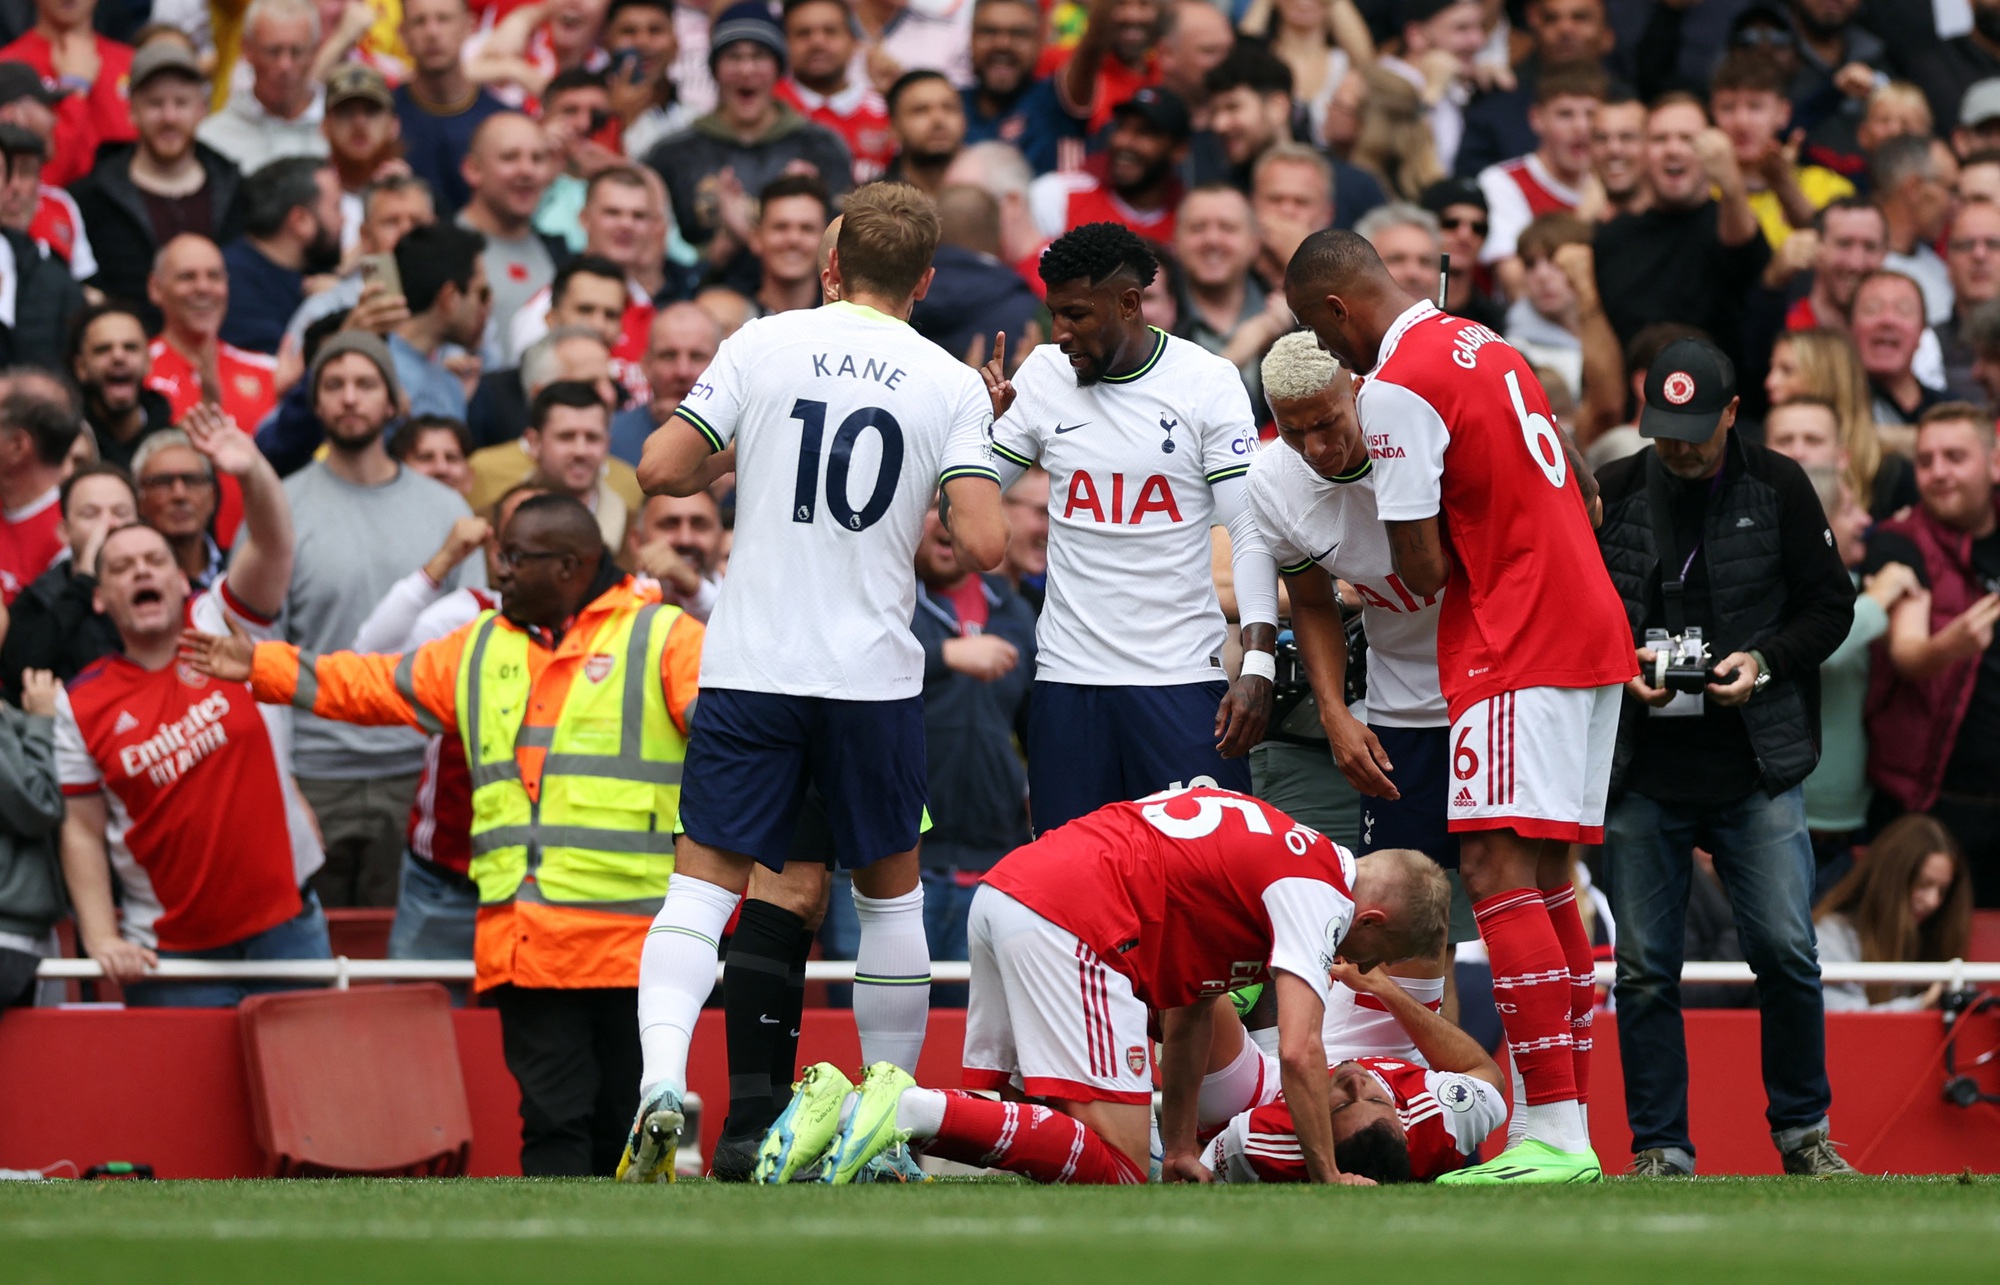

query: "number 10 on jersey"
xmin=791 ymin=398 xmax=905 ymax=531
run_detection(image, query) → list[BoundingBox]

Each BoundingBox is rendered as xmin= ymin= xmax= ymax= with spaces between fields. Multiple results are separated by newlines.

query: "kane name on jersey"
xmin=674 ymin=301 xmax=997 ymax=701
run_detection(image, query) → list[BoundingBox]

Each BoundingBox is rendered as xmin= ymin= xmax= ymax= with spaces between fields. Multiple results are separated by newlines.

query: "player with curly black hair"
xmin=1030 ymin=221 xmax=1158 ymax=384
xmin=974 ymin=220 xmax=1282 ymax=834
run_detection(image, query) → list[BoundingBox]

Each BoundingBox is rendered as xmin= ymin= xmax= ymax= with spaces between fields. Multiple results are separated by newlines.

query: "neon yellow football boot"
xmin=1435 ymin=1138 xmax=1604 ymax=1185
xmin=755 ymin=1062 xmax=856 ymax=1184
xmin=819 ymin=1062 xmax=917 ymax=1185
xmin=616 ymin=1084 xmax=684 ymax=1184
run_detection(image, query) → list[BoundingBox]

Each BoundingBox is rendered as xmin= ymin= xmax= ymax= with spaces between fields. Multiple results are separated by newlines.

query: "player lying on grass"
xmin=1225 ymin=852 xmax=1455 ymax=1065
xmin=757 ymin=787 xmax=1447 ymax=1185
xmin=1197 ymin=960 xmax=1508 ymax=1184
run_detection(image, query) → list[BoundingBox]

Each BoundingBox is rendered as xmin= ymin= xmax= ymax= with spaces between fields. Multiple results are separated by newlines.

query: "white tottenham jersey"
xmin=1244 ymin=443 xmax=1447 ymax=727
xmin=675 ymin=301 xmax=998 ymax=699
xmin=990 ymin=329 xmax=1259 ymax=686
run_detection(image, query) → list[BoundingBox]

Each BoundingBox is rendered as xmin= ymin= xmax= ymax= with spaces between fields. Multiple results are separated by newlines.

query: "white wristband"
xmin=1240 ymin=650 xmax=1277 ymax=683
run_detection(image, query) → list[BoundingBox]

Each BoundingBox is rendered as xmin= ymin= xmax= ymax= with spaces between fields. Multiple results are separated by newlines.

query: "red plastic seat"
xmin=322 ymin=908 xmax=397 ymax=960
xmin=239 ymin=984 xmax=474 ymax=1176
xmin=1970 ymin=910 xmax=2000 ymax=963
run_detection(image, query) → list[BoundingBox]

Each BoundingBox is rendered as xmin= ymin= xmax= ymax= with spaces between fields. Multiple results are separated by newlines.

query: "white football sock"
xmin=1198 ymin=1033 xmax=1268 ymax=1128
xmin=637 ymin=873 xmax=740 ymax=1097
xmin=1519 ymin=1099 xmax=1591 ymax=1153
xmin=851 ymin=884 xmax=931 ymax=1072
xmin=894 ymin=1087 xmax=947 ymax=1140
xmin=1507 ymin=1052 xmax=1528 ymax=1149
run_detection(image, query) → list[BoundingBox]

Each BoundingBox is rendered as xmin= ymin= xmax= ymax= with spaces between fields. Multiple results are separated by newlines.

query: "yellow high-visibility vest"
xmin=455 ymin=602 xmax=684 ymax=913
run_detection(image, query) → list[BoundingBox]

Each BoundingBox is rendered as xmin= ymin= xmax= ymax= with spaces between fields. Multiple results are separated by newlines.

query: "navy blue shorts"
xmin=1025 ymin=680 xmax=1251 ymax=834
xmin=678 ymin=689 xmax=926 ymax=872
xmin=1358 ymin=724 xmax=1458 ymax=869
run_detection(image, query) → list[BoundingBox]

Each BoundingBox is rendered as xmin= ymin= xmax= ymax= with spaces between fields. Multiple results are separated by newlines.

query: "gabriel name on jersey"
xmin=1359 ymin=301 xmax=1634 ymax=714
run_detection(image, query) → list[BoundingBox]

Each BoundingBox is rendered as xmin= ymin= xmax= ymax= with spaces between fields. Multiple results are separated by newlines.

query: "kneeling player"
xmin=758 ymin=788 xmax=1445 ymax=1185
xmin=1198 ymin=961 xmax=1506 ymax=1183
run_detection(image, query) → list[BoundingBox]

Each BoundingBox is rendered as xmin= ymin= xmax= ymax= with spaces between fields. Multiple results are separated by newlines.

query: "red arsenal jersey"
xmin=775 ymin=78 xmax=893 ymax=184
xmin=142 ymin=339 xmax=272 ymax=549
xmin=982 ymin=788 xmax=1354 ymax=1011
xmin=0 ymin=31 xmax=135 ymax=187
xmin=54 ymin=583 xmax=323 ymax=952
xmin=403 ymin=586 xmax=497 ymax=874
xmin=1205 ymin=1056 xmax=1507 ymax=1182
xmin=1489 ymin=155 xmax=1575 ymax=218
xmin=145 ymin=338 xmax=279 ymax=434
xmin=28 ymin=184 xmax=90 ymax=275
xmin=1067 ymin=155 xmax=1178 ymax=244
xmin=1359 ymin=301 xmax=1635 ymax=716
xmin=0 ymin=485 xmax=61 ymax=605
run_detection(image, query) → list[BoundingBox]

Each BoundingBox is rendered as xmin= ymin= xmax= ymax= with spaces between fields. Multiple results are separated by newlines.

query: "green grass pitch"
xmin=4 ymin=1176 xmax=1998 ymax=1284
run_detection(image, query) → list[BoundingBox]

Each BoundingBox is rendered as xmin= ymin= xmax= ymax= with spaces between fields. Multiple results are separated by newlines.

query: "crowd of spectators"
xmin=0 ymin=0 xmax=1993 ymax=1152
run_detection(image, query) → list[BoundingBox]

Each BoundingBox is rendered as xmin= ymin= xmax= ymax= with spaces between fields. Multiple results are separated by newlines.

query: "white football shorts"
xmin=1445 ymin=684 xmax=1620 ymax=843
xmin=961 ymin=885 xmax=1155 ymax=1105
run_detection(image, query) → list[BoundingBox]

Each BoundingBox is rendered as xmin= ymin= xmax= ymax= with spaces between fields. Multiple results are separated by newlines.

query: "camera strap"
xmin=1643 ymin=450 xmax=1723 ymax=637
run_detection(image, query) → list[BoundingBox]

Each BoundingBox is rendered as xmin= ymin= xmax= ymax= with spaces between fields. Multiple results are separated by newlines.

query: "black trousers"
xmin=1929 ymin=793 xmax=2000 ymax=908
xmin=491 ymin=984 xmax=642 ymax=1177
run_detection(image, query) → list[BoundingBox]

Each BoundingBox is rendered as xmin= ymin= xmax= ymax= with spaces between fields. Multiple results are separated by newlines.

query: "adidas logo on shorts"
xmin=1452 ymin=787 xmax=1475 ymax=809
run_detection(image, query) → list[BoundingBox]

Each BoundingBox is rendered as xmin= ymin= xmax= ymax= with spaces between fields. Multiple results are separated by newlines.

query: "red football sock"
xmin=924 ymin=1095 xmax=1146 ymax=1185
xmin=1474 ymin=888 xmax=1577 ymax=1108
xmin=1543 ymin=884 xmax=1595 ymax=1105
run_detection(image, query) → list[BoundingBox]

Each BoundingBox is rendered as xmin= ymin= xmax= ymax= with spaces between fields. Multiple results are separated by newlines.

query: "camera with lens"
xmin=1643 ymin=627 xmax=1737 ymax=694
xmin=1269 ymin=615 xmax=1369 ymax=744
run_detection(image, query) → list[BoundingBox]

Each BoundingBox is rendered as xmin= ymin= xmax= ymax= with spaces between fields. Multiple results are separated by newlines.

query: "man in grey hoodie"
xmin=642 ymin=1 xmax=852 ymax=260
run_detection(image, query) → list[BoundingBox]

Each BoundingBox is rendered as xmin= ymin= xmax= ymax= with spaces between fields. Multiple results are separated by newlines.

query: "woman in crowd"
xmin=1766 ymin=327 xmax=1917 ymax=520
xmin=1238 ymin=0 xmax=1375 ymax=149
xmin=1798 ymin=465 xmax=1918 ymax=895
xmin=1814 ymin=814 xmax=1973 ymax=1012
xmin=1345 ymin=64 xmax=1443 ymax=202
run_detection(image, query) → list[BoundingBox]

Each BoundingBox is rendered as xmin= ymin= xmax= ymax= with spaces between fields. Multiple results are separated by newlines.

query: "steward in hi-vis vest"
xmin=184 ymin=494 xmax=704 ymax=1177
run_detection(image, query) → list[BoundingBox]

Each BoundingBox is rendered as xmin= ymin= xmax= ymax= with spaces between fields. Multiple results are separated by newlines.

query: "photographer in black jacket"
xmin=1594 ymin=336 xmax=1856 ymax=1179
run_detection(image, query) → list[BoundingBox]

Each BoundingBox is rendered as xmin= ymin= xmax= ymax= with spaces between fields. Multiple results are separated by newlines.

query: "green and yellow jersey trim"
xmin=673 ymin=405 xmax=724 ymax=453
xmin=990 ymin=440 xmax=1037 ymax=468
xmin=1101 ymin=326 xmax=1168 ymax=384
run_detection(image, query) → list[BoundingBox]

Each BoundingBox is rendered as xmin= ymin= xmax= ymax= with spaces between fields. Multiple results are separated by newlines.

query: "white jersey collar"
xmin=1368 ymin=299 xmax=1438 ymax=376
xmin=825 ymin=299 xmax=908 ymax=328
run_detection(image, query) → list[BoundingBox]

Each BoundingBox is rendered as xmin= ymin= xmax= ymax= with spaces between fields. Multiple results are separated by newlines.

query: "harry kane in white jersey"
xmin=981 ymin=222 xmax=1280 ymax=832
xmin=1244 ymin=334 xmax=1474 ymax=943
xmin=619 ymin=185 xmax=1008 ymax=1184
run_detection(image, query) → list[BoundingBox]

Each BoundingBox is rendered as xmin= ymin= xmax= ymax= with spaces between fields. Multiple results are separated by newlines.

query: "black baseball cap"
xmin=1640 ymin=337 xmax=1737 ymax=442
xmin=0 ymin=123 xmax=45 ymax=159
xmin=1404 ymin=0 xmax=1477 ymax=22
xmin=1419 ymin=177 xmax=1487 ymax=216
xmin=1112 ymin=87 xmax=1192 ymax=141
xmin=0 ymin=62 xmax=56 ymax=107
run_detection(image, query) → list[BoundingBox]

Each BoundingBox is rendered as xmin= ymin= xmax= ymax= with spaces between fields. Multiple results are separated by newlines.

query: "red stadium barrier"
xmin=1971 ymin=911 xmax=2000 ymax=962
xmin=321 ymin=909 xmax=397 ymax=962
xmin=1 ymin=1003 xmax=1995 ymax=1178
